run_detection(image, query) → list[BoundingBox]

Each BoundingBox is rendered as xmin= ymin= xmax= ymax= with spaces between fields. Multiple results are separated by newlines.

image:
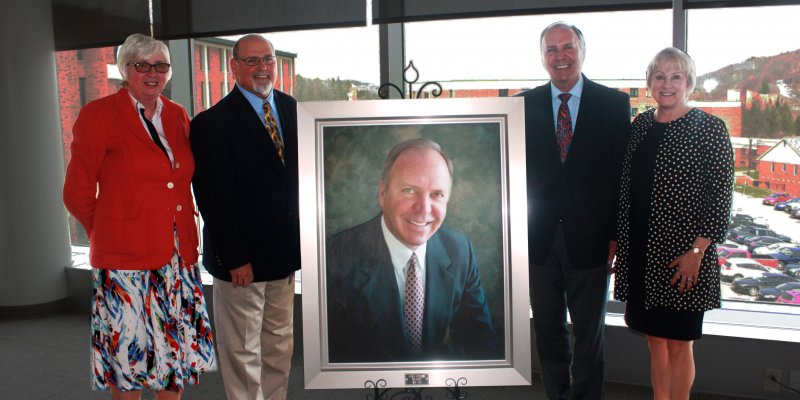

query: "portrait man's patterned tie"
xmin=404 ymin=253 xmax=424 ymax=353
xmin=556 ymin=93 xmax=573 ymax=163
xmin=262 ymin=100 xmax=285 ymax=164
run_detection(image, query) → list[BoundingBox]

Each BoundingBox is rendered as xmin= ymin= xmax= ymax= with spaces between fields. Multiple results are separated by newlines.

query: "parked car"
xmin=732 ymin=273 xmax=799 ymax=296
xmin=776 ymin=290 xmax=800 ymax=304
xmin=731 ymin=214 xmax=754 ymax=225
xmin=757 ymin=282 xmax=800 ymax=301
xmin=753 ymin=244 xmax=800 ymax=256
xmin=784 ymin=264 xmax=800 ymax=278
xmin=763 ymin=192 xmax=791 ymax=206
xmin=792 ymin=207 xmax=800 ymax=219
xmin=761 ymin=249 xmax=800 ymax=270
xmin=718 ymin=240 xmax=747 ymax=250
xmin=731 ymin=228 xmax=789 ymax=244
xmin=774 ymin=197 xmax=800 ymax=211
xmin=720 ymin=258 xmax=771 ymax=282
xmin=781 ymin=198 xmax=800 ymax=213
xmin=745 ymin=236 xmax=783 ymax=252
xmin=716 ymin=248 xmax=751 ymax=265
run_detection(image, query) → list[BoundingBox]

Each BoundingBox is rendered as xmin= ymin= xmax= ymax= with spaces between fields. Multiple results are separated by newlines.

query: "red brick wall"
xmin=757 ymin=161 xmax=800 ymax=196
xmin=56 ymin=48 xmax=117 ymax=166
xmin=696 ymin=105 xmax=742 ymax=137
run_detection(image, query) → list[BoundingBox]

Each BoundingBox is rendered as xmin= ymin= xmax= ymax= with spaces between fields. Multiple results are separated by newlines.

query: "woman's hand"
xmin=666 ymin=251 xmax=702 ymax=292
xmin=666 ymin=237 xmax=710 ymax=292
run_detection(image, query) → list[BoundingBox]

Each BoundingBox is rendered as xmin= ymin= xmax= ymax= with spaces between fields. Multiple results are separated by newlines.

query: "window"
xmin=219 ymin=26 xmax=379 ymax=101
xmin=199 ymin=45 xmax=207 ymax=71
xmin=78 ymin=78 xmax=87 ymax=107
xmin=630 ymin=88 xmax=639 ymax=97
xmin=56 ymin=45 xmax=121 ymax=246
xmin=794 ymin=165 xmax=798 ymax=176
xmin=404 ymin=11 xmax=670 ymax=99
xmin=630 ymin=107 xmax=638 ymax=117
xmin=689 ymin=4 xmax=800 ymax=312
xmin=220 ymin=48 xmax=226 ymax=72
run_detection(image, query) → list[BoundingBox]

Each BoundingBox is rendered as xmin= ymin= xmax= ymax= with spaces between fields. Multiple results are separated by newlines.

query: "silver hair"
xmin=116 ymin=33 xmax=172 ymax=83
xmin=646 ymin=47 xmax=697 ymax=96
xmin=381 ymin=138 xmax=454 ymax=185
xmin=540 ymin=21 xmax=586 ymax=55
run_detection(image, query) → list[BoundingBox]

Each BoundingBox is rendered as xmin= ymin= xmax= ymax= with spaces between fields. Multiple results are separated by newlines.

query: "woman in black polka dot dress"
xmin=613 ymin=47 xmax=734 ymax=400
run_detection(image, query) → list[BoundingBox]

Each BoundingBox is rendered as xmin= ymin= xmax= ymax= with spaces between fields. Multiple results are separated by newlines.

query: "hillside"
xmin=696 ymin=49 xmax=800 ymax=101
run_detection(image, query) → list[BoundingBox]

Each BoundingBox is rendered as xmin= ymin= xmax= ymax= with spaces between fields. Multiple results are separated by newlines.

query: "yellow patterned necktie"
xmin=262 ymin=100 xmax=285 ymax=164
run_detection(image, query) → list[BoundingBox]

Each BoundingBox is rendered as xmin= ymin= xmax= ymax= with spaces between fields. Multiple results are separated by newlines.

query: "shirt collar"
xmin=236 ymin=83 xmax=274 ymax=111
xmin=381 ymin=215 xmax=427 ymax=274
xmin=550 ymin=74 xmax=584 ymax=101
xmin=128 ymin=92 xmax=163 ymax=118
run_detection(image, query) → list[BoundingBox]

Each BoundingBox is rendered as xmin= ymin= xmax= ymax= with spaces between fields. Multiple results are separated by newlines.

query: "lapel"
xmin=113 ymin=89 xmax=167 ymax=157
xmin=351 ymin=217 xmax=408 ymax=346
xmin=228 ymin=86 xmax=289 ymax=180
xmin=274 ymin=91 xmax=298 ymax=172
xmin=422 ymin=231 xmax=455 ymax=349
xmin=530 ymin=85 xmax=562 ymax=167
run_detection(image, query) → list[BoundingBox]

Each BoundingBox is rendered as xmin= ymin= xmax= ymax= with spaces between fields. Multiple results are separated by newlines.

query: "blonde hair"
xmin=646 ymin=47 xmax=696 ymax=96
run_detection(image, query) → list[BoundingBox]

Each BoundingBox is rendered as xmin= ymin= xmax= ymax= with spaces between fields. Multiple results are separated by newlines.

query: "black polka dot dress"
xmin=614 ymin=108 xmax=734 ymax=340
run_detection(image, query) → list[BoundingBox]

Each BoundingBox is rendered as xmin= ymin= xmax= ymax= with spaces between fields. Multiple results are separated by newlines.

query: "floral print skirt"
xmin=90 ymin=235 xmax=215 ymax=392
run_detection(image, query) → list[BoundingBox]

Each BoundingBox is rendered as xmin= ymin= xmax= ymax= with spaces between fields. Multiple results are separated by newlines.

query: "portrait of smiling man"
xmin=325 ymin=137 xmax=499 ymax=363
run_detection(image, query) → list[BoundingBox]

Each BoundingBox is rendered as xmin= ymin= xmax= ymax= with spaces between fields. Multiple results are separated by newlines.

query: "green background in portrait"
xmin=322 ymin=120 xmax=506 ymax=340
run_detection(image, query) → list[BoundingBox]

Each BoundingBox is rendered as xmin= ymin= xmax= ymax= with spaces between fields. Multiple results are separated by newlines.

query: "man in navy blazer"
xmin=517 ymin=22 xmax=631 ymax=399
xmin=326 ymin=138 xmax=499 ymax=363
xmin=191 ymin=35 xmax=300 ymax=400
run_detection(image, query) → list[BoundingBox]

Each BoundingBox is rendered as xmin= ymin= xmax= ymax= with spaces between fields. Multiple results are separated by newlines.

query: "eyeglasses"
xmin=127 ymin=62 xmax=171 ymax=73
xmin=236 ymin=56 xmax=277 ymax=66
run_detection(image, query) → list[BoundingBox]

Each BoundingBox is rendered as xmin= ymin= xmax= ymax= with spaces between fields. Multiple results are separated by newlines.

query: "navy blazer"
xmin=326 ymin=215 xmax=499 ymax=363
xmin=191 ymin=86 xmax=301 ymax=282
xmin=518 ymin=76 xmax=631 ymax=268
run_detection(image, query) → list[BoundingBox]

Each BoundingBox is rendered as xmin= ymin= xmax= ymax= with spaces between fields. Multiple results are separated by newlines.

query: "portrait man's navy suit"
xmin=326 ymin=215 xmax=499 ymax=363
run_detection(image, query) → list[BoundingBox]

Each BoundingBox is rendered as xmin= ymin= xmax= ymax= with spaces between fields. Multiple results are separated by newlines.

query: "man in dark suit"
xmin=191 ymin=34 xmax=300 ymax=400
xmin=517 ymin=22 xmax=631 ymax=399
xmin=326 ymin=138 xmax=499 ymax=363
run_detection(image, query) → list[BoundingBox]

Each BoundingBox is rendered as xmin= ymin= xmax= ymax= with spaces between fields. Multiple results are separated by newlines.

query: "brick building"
xmin=756 ymin=136 xmax=800 ymax=196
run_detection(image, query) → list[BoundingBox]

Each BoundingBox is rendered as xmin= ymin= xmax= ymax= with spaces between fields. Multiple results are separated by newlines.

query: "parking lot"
xmin=721 ymin=192 xmax=800 ymax=302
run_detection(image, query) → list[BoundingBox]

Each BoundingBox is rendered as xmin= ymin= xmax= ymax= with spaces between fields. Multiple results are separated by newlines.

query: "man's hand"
xmin=230 ymin=262 xmax=254 ymax=288
xmin=608 ymin=240 xmax=617 ymax=274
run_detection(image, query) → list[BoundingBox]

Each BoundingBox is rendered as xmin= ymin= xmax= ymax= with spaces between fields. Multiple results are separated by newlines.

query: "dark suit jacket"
xmin=519 ymin=75 xmax=631 ymax=268
xmin=326 ymin=215 xmax=499 ymax=363
xmin=191 ymin=86 xmax=300 ymax=282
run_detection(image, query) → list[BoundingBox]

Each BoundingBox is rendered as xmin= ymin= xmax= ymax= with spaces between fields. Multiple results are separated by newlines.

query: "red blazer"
xmin=63 ymin=89 xmax=199 ymax=269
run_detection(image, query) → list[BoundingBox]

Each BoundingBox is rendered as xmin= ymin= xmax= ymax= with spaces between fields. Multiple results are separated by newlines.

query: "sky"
xmin=228 ymin=5 xmax=800 ymax=85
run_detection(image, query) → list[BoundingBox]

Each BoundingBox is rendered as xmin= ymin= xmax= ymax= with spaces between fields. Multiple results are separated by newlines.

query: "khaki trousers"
xmin=213 ymin=273 xmax=295 ymax=400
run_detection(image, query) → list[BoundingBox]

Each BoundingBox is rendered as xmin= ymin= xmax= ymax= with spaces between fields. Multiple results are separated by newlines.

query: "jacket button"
xmin=176 ymin=205 xmax=183 ymax=212
xmin=167 ymin=182 xmax=174 ymax=189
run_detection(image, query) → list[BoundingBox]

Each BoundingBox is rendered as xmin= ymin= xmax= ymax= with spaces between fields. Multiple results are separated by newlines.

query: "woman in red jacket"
xmin=63 ymin=33 xmax=215 ymax=400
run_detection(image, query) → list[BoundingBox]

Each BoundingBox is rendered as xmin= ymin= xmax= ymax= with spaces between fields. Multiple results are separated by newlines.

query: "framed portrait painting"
xmin=298 ymin=97 xmax=530 ymax=389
